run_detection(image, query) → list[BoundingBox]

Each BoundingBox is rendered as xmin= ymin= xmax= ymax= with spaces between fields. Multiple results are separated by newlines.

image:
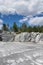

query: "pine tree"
xmin=13 ymin=22 xmax=18 ymax=32
xmin=2 ymin=24 xmax=8 ymax=31
xmin=20 ymin=23 xmax=27 ymax=32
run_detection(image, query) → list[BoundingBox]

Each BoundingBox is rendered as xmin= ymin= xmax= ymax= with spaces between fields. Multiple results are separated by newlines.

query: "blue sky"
xmin=0 ymin=13 xmax=24 ymax=27
xmin=0 ymin=0 xmax=43 ymax=29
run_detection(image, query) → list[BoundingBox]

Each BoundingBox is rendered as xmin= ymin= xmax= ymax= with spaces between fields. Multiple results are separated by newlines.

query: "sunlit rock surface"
xmin=0 ymin=42 xmax=43 ymax=65
xmin=15 ymin=32 xmax=41 ymax=42
xmin=15 ymin=32 xmax=31 ymax=42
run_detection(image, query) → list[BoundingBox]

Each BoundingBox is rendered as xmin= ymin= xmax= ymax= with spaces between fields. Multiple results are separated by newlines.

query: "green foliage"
xmin=2 ymin=24 xmax=8 ymax=31
xmin=2 ymin=22 xmax=43 ymax=33
xmin=27 ymin=26 xmax=33 ymax=32
xmin=32 ymin=26 xmax=38 ymax=32
xmin=26 ymin=26 xmax=43 ymax=33
xmin=39 ymin=26 xmax=43 ymax=32
xmin=13 ymin=22 xmax=18 ymax=32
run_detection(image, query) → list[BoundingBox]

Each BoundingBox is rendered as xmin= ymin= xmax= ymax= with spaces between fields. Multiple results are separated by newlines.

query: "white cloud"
xmin=0 ymin=19 xmax=3 ymax=29
xmin=19 ymin=15 xmax=32 ymax=23
xmin=0 ymin=0 xmax=43 ymax=26
xmin=0 ymin=0 xmax=43 ymax=16
xmin=0 ymin=19 xmax=3 ymax=23
xmin=19 ymin=16 xmax=43 ymax=26
xmin=19 ymin=17 xmax=28 ymax=23
xmin=29 ymin=17 xmax=43 ymax=26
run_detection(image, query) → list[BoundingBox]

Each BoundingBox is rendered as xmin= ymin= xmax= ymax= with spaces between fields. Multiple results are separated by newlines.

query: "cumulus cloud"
xmin=19 ymin=17 xmax=28 ymax=23
xmin=0 ymin=19 xmax=3 ymax=29
xmin=0 ymin=0 xmax=43 ymax=26
xmin=0 ymin=0 xmax=43 ymax=16
xmin=29 ymin=17 xmax=43 ymax=26
xmin=19 ymin=16 xmax=43 ymax=26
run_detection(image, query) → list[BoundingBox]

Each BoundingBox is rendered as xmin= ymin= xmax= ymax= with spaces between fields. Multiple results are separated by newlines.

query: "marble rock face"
xmin=40 ymin=33 xmax=43 ymax=41
xmin=15 ymin=32 xmax=31 ymax=42
xmin=1 ymin=31 xmax=16 ymax=42
xmin=31 ymin=32 xmax=40 ymax=43
xmin=0 ymin=31 xmax=43 ymax=42
xmin=15 ymin=32 xmax=41 ymax=43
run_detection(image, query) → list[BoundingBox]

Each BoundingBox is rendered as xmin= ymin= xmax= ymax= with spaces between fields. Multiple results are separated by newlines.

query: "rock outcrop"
xmin=15 ymin=32 xmax=41 ymax=43
xmin=15 ymin=32 xmax=31 ymax=42
xmin=1 ymin=31 xmax=16 ymax=42
xmin=0 ymin=31 xmax=43 ymax=43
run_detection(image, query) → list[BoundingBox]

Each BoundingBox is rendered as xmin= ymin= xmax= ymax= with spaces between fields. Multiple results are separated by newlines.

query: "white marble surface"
xmin=0 ymin=42 xmax=43 ymax=65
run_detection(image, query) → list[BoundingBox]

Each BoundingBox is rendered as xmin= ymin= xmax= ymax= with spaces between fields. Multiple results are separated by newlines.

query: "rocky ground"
xmin=0 ymin=42 xmax=43 ymax=65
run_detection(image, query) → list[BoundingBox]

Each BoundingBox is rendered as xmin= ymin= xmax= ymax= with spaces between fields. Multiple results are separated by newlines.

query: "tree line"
xmin=2 ymin=22 xmax=43 ymax=33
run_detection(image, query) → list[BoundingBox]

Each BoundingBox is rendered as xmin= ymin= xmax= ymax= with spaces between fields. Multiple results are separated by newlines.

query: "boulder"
xmin=1 ymin=31 xmax=16 ymax=42
xmin=35 ymin=34 xmax=40 ymax=43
